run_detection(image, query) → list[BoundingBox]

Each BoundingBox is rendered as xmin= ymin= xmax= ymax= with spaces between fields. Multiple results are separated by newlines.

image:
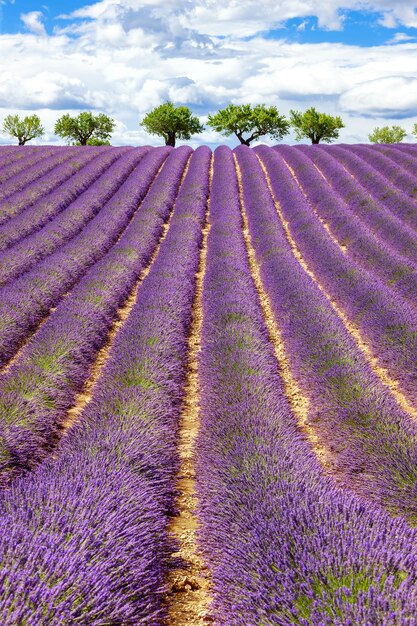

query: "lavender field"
xmin=2 ymin=143 xmax=417 ymax=624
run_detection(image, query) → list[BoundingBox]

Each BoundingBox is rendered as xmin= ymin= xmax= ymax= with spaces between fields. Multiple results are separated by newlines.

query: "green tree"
xmin=207 ymin=103 xmax=289 ymax=146
xmin=290 ymin=107 xmax=345 ymax=144
xmin=54 ymin=112 xmax=115 ymax=146
xmin=140 ymin=101 xmax=204 ymax=147
xmin=2 ymin=114 xmax=45 ymax=145
xmin=369 ymin=125 xmax=407 ymax=144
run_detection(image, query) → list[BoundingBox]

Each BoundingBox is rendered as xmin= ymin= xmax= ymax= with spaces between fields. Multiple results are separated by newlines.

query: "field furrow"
xmin=261 ymin=145 xmax=417 ymax=411
xmin=0 ymin=146 xmax=170 ymax=371
xmin=0 ymin=146 xmax=190 ymax=482
xmin=0 ymin=148 xmax=148 ymax=286
xmin=314 ymin=144 xmax=417 ymax=235
xmin=196 ymin=145 xmax=417 ymax=625
xmin=235 ymin=145 xmax=417 ymax=519
xmin=166 ymin=154 xmax=212 ymax=626
xmin=276 ymin=145 xmax=417 ymax=312
xmin=0 ymin=146 xmax=91 ymax=208
xmin=295 ymin=144 xmax=417 ymax=264
xmin=0 ymin=146 xmax=58 ymax=182
xmin=0 ymin=146 xmax=210 ymax=625
xmin=0 ymin=146 xmax=132 ymax=254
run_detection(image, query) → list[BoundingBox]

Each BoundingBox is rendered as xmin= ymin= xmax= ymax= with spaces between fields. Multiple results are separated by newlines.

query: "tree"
xmin=140 ymin=101 xmax=204 ymax=147
xmin=290 ymin=107 xmax=344 ymax=144
xmin=54 ymin=112 xmax=115 ymax=146
xmin=207 ymin=103 xmax=290 ymax=146
xmin=2 ymin=114 xmax=45 ymax=145
xmin=369 ymin=125 xmax=407 ymax=144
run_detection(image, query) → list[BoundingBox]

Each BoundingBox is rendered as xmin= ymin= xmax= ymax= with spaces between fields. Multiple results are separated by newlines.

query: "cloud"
xmin=1 ymin=0 xmax=417 ymax=147
xmin=387 ymin=32 xmax=417 ymax=44
xmin=339 ymin=76 xmax=417 ymax=118
xmin=20 ymin=11 xmax=46 ymax=36
xmin=60 ymin=0 xmax=417 ymax=35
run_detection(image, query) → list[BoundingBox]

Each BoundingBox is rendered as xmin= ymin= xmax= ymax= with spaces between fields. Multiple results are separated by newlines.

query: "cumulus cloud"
xmin=20 ymin=11 xmax=46 ymax=36
xmin=61 ymin=0 xmax=417 ymax=35
xmin=1 ymin=0 xmax=417 ymax=146
xmin=339 ymin=76 xmax=417 ymax=118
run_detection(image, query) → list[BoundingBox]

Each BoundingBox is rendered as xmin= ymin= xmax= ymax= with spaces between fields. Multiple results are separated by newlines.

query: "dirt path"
xmin=234 ymin=155 xmax=330 ymax=471
xmin=165 ymin=160 xmax=213 ymax=626
xmin=284 ymin=159 xmax=347 ymax=253
xmin=62 ymin=157 xmax=191 ymax=433
xmin=257 ymin=155 xmax=417 ymax=422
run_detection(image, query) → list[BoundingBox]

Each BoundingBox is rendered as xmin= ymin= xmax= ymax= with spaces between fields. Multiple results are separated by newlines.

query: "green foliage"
xmin=85 ymin=137 xmax=111 ymax=146
xmin=54 ymin=111 xmax=115 ymax=146
xmin=369 ymin=125 xmax=407 ymax=144
xmin=207 ymin=103 xmax=290 ymax=145
xmin=140 ymin=101 xmax=204 ymax=147
xmin=2 ymin=114 xmax=45 ymax=145
xmin=290 ymin=107 xmax=345 ymax=144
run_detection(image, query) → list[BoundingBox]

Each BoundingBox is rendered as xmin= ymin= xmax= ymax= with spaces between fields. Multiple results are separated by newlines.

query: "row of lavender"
xmin=0 ymin=147 xmax=210 ymax=623
xmin=0 ymin=146 xmax=169 ymax=371
xmin=248 ymin=145 xmax=417 ymax=521
xmin=0 ymin=147 xmax=127 ymax=257
xmin=196 ymin=146 xmax=417 ymax=624
xmin=0 ymin=146 xmax=193 ymax=482
xmin=2 ymin=143 xmax=417 ymax=622
xmin=259 ymin=145 xmax=417 ymax=412
xmin=0 ymin=147 xmax=158 ymax=286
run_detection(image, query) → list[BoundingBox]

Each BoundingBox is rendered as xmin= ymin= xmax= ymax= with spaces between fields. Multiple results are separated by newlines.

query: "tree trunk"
xmin=236 ymin=133 xmax=250 ymax=146
xmin=18 ymin=138 xmax=26 ymax=145
xmin=312 ymin=137 xmax=320 ymax=144
xmin=166 ymin=133 xmax=176 ymax=147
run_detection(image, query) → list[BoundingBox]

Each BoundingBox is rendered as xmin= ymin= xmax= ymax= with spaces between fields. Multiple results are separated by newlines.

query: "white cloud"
xmin=20 ymin=11 xmax=46 ymax=36
xmin=339 ymin=76 xmax=417 ymax=118
xmin=387 ymin=32 xmax=417 ymax=44
xmin=1 ymin=1 xmax=417 ymax=146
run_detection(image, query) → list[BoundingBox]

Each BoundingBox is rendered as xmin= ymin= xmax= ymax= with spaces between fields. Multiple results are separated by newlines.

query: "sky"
xmin=1 ymin=0 xmax=417 ymax=146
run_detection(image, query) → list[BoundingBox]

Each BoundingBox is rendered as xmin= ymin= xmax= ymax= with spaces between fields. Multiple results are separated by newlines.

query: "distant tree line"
xmin=1 ymin=112 xmax=115 ymax=146
xmin=2 ymin=105 xmax=416 ymax=146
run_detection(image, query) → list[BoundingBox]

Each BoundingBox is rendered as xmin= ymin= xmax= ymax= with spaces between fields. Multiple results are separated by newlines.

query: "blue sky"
xmin=1 ymin=0 xmax=417 ymax=146
xmin=2 ymin=2 xmax=417 ymax=46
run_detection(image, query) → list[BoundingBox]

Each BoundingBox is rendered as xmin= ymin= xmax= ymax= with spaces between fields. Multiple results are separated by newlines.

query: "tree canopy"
xmin=140 ymin=102 xmax=204 ymax=147
xmin=290 ymin=107 xmax=344 ymax=144
xmin=207 ymin=104 xmax=290 ymax=146
xmin=54 ymin=112 xmax=115 ymax=146
xmin=2 ymin=114 xmax=45 ymax=145
xmin=369 ymin=126 xmax=407 ymax=144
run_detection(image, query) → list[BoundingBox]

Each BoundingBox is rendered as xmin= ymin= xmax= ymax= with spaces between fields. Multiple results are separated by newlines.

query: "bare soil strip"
xmin=62 ymin=156 xmax=190 ymax=432
xmin=234 ymin=155 xmax=330 ymax=470
xmin=257 ymin=155 xmax=417 ymax=422
xmin=165 ymin=159 xmax=213 ymax=625
xmin=284 ymin=159 xmax=347 ymax=253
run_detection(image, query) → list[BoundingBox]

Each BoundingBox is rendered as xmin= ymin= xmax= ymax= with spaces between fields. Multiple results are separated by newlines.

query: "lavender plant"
xmin=0 ymin=146 xmax=89 ymax=207
xmin=0 ymin=145 xmax=191 ymax=481
xmin=0 ymin=146 xmax=210 ymax=624
xmin=0 ymin=148 xmax=148 ymax=285
xmin=292 ymin=145 xmax=417 ymax=265
xmin=0 ymin=146 xmax=170 ymax=369
xmin=274 ymin=145 xmax=417 ymax=309
xmin=197 ymin=145 xmax=417 ymax=625
xmin=236 ymin=145 xmax=417 ymax=520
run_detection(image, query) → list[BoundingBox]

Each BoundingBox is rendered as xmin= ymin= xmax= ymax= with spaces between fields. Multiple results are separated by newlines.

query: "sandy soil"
xmin=165 ymin=161 xmax=213 ymax=626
